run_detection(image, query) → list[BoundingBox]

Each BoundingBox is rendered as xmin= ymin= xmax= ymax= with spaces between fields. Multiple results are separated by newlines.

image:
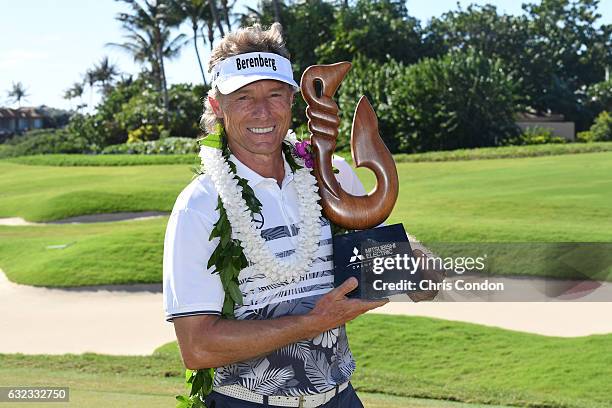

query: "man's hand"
xmin=306 ymin=277 xmax=389 ymax=335
xmin=408 ymin=249 xmax=447 ymax=303
xmin=174 ymin=278 xmax=388 ymax=370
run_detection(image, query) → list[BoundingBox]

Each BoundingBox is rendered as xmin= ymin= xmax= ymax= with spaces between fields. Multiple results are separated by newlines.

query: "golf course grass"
xmin=0 ymin=368 xmax=512 ymax=408
xmin=1 ymin=151 xmax=611 ymax=286
xmin=3 ymin=141 xmax=612 ymax=166
xmin=0 ymin=161 xmax=191 ymax=222
xmin=0 ymin=217 xmax=166 ymax=286
xmin=1 ymin=314 xmax=611 ymax=408
xmin=1 ymin=148 xmax=611 ymax=407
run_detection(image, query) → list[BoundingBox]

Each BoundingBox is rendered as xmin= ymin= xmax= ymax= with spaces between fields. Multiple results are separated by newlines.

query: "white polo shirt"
xmin=163 ymin=149 xmax=366 ymax=396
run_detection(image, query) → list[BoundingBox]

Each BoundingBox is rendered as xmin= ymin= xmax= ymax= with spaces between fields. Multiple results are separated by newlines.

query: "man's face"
xmin=211 ymin=79 xmax=294 ymax=156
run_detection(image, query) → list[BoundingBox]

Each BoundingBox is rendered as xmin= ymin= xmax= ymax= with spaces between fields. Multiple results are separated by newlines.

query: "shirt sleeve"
xmin=163 ymin=207 xmax=224 ymax=322
xmin=332 ymin=155 xmax=367 ymax=196
xmin=332 ymin=155 xmax=386 ymax=228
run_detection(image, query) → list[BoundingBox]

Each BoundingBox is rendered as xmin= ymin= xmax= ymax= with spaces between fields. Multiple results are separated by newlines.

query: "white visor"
xmin=211 ymin=52 xmax=299 ymax=94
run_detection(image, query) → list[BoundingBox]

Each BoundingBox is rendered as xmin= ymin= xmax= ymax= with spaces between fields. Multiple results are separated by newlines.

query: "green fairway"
xmin=1 ymin=315 xmax=610 ymax=408
xmin=358 ymin=151 xmax=612 ymax=242
xmin=0 ymin=218 xmax=166 ymax=286
xmin=0 ymin=161 xmax=192 ymax=222
xmin=1 ymin=152 xmax=611 ymax=286
xmin=3 ymin=141 xmax=612 ymax=166
xmin=0 ymin=369 xmax=513 ymax=408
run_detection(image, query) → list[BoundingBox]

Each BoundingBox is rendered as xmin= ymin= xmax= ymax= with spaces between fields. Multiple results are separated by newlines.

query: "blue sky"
xmin=1 ymin=0 xmax=611 ymax=110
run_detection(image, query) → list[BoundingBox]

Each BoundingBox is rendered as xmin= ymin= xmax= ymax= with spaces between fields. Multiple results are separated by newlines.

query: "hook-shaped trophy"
xmin=300 ymin=62 xmax=399 ymax=230
xmin=300 ymin=62 xmax=444 ymax=301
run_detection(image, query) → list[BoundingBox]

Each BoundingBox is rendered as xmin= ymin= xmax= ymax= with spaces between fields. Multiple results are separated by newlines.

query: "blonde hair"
xmin=200 ymin=23 xmax=292 ymax=133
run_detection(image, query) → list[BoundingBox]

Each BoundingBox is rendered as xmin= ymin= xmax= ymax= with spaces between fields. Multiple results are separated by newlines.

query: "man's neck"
xmin=230 ymin=144 xmax=285 ymax=187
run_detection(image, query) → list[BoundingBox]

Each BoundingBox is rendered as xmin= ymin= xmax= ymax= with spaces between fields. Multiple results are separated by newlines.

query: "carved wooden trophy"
xmin=301 ymin=62 xmax=444 ymax=301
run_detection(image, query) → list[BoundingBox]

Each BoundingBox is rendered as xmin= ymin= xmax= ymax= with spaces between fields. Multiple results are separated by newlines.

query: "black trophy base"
xmin=332 ymin=223 xmax=423 ymax=300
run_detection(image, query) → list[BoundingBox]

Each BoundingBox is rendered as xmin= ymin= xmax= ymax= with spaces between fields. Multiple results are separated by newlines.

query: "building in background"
xmin=0 ymin=107 xmax=45 ymax=136
xmin=515 ymin=112 xmax=576 ymax=141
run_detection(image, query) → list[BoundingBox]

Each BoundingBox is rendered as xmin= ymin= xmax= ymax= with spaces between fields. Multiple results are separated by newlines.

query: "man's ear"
xmin=208 ymin=96 xmax=224 ymax=119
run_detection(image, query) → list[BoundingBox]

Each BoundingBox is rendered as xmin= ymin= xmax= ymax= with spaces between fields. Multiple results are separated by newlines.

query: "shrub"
xmin=127 ymin=125 xmax=166 ymax=144
xmin=337 ymin=49 xmax=521 ymax=153
xmin=336 ymin=55 xmax=407 ymax=152
xmin=508 ymin=125 xmax=566 ymax=145
xmin=586 ymin=79 xmax=612 ymax=113
xmin=65 ymin=76 xmax=208 ymax=148
xmin=0 ymin=128 xmax=100 ymax=157
xmin=576 ymin=131 xmax=596 ymax=143
xmin=101 ymin=137 xmax=199 ymax=155
xmin=0 ymin=144 xmax=15 ymax=158
xmin=589 ymin=111 xmax=612 ymax=141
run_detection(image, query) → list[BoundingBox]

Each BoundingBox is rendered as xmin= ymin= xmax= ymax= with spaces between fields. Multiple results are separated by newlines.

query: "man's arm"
xmin=174 ymin=277 xmax=387 ymax=370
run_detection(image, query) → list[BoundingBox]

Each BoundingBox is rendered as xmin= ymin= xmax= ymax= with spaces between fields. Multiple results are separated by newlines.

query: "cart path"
xmin=0 ymin=211 xmax=169 ymax=226
xmin=1 ymin=268 xmax=611 ymax=355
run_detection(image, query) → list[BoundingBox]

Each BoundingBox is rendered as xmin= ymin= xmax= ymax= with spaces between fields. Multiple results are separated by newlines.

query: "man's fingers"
xmin=360 ymin=298 xmax=390 ymax=311
xmin=330 ymin=277 xmax=358 ymax=299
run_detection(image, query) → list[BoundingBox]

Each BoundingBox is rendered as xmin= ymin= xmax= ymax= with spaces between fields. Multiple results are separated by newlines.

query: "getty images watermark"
xmin=344 ymin=242 xmax=612 ymax=302
xmin=366 ymin=247 xmax=502 ymax=292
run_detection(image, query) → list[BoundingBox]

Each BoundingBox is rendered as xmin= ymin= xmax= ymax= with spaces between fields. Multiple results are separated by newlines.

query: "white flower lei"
xmin=198 ymin=136 xmax=323 ymax=284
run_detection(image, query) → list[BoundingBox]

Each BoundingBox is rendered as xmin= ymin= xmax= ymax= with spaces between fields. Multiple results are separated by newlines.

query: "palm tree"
xmin=108 ymin=0 xmax=187 ymax=126
xmin=92 ymin=56 xmax=120 ymax=95
xmin=63 ymin=81 xmax=85 ymax=110
xmin=209 ymin=0 xmax=225 ymax=37
xmin=219 ymin=0 xmax=232 ymax=32
xmin=83 ymin=68 xmax=98 ymax=107
xmin=272 ymin=0 xmax=282 ymax=24
xmin=202 ymin=19 xmax=215 ymax=51
xmin=7 ymin=82 xmax=29 ymax=107
xmin=171 ymin=0 xmax=210 ymax=85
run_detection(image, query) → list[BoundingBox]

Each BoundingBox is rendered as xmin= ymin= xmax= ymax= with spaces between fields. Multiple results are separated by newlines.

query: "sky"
xmin=1 ymin=0 xmax=611 ymax=111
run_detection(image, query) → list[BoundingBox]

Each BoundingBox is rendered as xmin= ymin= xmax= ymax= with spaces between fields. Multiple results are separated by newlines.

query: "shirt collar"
xmin=228 ymin=152 xmax=294 ymax=189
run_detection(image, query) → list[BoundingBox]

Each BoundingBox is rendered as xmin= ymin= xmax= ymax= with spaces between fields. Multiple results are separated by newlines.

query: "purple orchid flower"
xmin=293 ymin=140 xmax=314 ymax=169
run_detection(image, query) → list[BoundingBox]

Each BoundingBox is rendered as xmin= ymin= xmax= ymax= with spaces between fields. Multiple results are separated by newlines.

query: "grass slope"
xmin=0 ymin=161 xmax=192 ymax=221
xmin=0 ymin=218 xmax=166 ymax=286
xmin=0 ymin=152 xmax=611 ymax=286
xmin=392 ymin=141 xmax=612 ymax=163
xmin=1 ymin=315 xmax=610 ymax=407
xmin=357 ymin=152 xmax=612 ymax=242
xmin=2 ymin=153 xmax=200 ymax=166
xmin=3 ymin=141 xmax=612 ymax=166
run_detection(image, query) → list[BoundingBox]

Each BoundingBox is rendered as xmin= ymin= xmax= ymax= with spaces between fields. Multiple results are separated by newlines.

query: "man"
xmin=164 ymin=23 xmax=388 ymax=407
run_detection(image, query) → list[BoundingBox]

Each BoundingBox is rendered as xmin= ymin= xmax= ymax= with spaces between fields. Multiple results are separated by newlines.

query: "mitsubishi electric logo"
xmin=349 ymin=247 xmax=364 ymax=262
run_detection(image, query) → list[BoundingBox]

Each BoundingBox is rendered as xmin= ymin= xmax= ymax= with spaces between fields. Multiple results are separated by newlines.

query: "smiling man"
xmin=163 ymin=23 xmax=388 ymax=408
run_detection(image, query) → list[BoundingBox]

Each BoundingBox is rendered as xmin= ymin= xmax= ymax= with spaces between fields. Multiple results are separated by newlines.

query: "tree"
xmin=337 ymin=51 xmax=521 ymax=153
xmin=208 ymin=0 xmax=225 ymax=38
xmin=521 ymin=0 xmax=612 ymax=129
xmin=315 ymin=0 xmax=424 ymax=65
xmin=171 ymin=0 xmax=211 ymax=85
xmin=63 ymin=81 xmax=86 ymax=111
xmin=240 ymin=0 xmax=336 ymax=127
xmin=219 ymin=0 xmax=233 ymax=31
xmin=426 ymin=0 xmax=612 ymax=131
xmin=240 ymin=0 xmax=335 ymax=73
xmin=109 ymin=0 xmax=187 ymax=127
xmin=92 ymin=56 xmax=120 ymax=95
xmin=423 ymin=4 xmax=531 ymax=68
xmin=271 ymin=0 xmax=282 ymax=24
xmin=63 ymin=82 xmax=84 ymax=100
xmin=7 ymin=82 xmax=29 ymax=107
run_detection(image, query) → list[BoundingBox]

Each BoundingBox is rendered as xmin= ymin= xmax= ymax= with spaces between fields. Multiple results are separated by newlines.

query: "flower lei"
xmin=176 ymin=124 xmax=322 ymax=408
xmin=200 ymin=139 xmax=322 ymax=284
